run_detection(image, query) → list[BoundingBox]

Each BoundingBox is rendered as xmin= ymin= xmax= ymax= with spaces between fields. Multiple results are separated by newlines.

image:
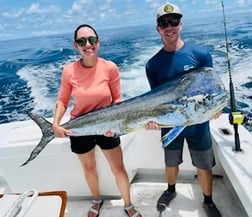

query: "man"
xmin=145 ymin=3 xmax=221 ymax=217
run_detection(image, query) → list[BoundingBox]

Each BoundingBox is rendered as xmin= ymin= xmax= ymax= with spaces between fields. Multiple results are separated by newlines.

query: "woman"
xmin=52 ymin=24 xmax=142 ymax=217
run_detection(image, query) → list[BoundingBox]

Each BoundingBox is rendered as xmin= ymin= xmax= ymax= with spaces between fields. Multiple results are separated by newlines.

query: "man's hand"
xmin=210 ymin=111 xmax=222 ymax=120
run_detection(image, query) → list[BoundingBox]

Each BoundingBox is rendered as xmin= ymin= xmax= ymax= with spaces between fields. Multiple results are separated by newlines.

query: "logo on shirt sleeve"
xmin=184 ymin=65 xmax=195 ymax=71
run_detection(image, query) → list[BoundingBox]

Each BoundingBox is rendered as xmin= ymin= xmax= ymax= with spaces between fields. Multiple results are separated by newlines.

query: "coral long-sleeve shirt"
xmin=57 ymin=58 xmax=121 ymax=119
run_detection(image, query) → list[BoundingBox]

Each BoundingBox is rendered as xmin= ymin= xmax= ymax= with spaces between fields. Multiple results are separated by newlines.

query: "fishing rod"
xmin=221 ymin=1 xmax=242 ymax=152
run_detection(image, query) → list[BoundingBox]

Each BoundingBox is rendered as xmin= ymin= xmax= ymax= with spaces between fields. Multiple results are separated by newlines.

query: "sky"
xmin=0 ymin=0 xmax=251 ymax=40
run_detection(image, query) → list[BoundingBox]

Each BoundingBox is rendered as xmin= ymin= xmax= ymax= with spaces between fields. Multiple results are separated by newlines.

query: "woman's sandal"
xmin=124 ymin=204 xmax=142 ymax=217
xmin=87 ymin=199 xmax=104 ymax=217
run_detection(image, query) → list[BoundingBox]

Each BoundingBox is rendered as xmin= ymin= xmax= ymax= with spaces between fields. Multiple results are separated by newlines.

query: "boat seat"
xmin=0 ymin=190 xmax=67 ymax=217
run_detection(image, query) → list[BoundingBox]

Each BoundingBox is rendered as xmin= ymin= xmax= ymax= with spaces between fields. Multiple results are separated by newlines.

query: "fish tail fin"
xmin=20 ymin=112 xmax=55 ymax=166
xmin=27 ymin=112 xmax=53 ymax=136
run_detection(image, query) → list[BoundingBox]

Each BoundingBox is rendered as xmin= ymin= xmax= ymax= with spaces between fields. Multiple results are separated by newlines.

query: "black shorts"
xmin=70 ymin=135 xmax=120 ymax=154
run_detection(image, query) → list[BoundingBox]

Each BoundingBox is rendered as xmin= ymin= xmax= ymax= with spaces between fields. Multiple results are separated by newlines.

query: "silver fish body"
xmin=22 ymin=67 xmax=228 ymax=166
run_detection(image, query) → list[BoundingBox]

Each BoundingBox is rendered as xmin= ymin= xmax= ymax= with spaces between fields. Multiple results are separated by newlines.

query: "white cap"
xmin=156 ymin=3 xmax=183 ymax=20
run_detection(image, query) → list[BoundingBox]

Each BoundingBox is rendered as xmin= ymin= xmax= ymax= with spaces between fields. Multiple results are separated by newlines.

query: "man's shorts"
xmin=70 ymin=135 xmax=120 ymax=154
xmin=163 ymin=130 xmax=216 ymax=170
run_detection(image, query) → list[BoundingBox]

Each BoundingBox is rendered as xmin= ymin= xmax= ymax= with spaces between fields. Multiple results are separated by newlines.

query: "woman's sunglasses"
xmin=158 ymin=18 xmax=180 ymax=29
xmin=75 ymin=36 xmax=98 ymax=47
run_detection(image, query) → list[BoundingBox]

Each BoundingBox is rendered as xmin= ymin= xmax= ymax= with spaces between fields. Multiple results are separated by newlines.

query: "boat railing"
xmin=3 ymin=189 xmax=38 ymax=217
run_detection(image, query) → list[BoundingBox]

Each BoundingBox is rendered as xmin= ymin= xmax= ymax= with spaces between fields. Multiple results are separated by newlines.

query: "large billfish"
xmin=21 ymin=67 xmax=228 ymax=166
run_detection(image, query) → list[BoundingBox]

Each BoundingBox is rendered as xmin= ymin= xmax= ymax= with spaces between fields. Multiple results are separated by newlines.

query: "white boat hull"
xmin=0 ymin=116 xmax=198 ymax=197
xmin=0 ymin=114 xmax=251 ymax=216
xmin=210 ymin=114 xmax=252 ymax=216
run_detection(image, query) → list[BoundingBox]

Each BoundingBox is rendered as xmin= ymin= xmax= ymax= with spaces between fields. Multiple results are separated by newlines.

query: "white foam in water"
xmin=120 ymin=43 xmax=160 ymax=99
xmin=216 ymin=43 xmax=252 ymax=111
xmin=17 ymin=63 xmax=62 ymax=114
xmin=17 ymin=55 xmax=77 ymax=115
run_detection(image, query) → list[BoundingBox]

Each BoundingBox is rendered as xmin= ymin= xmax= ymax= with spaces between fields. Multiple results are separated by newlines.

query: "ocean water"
xmin=0 ymin=12 xmax=252 ymax=132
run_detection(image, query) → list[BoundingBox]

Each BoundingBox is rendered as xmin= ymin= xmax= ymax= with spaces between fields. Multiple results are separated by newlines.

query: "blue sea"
xmin=0 ymin=12 xmax=252 ymax=132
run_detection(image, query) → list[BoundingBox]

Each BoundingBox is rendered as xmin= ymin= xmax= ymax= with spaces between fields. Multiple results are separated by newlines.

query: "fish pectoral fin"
xmin=121 ymin=126 xmax=142 ymax=133
xmin=161 ymin=126 xmax=186 ymax=148
xmin=157 ymin=123 xmax=173 ymax=128
xmin=121 ymin=119 xmax=146 ymax=133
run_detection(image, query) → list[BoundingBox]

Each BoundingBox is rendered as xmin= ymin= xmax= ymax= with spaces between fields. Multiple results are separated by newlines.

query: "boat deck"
xmin=64 ymin=169 xmax=248 ymax=217
xmin=0 ymin=165 xmax=248 ymax=217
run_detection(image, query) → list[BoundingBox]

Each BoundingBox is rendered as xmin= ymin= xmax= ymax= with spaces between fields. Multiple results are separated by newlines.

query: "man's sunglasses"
xmin=75 ymin=36 xmax=98 ymax=47
xmin=158 ymin=18 xmax=180 ymax=29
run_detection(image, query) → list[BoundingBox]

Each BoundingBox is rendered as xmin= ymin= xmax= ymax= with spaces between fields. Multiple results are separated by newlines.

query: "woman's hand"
xmin=145 ymin=121 xmax=160 ymax=130
xmin=104 ymin=129 xmax=115 ymax=137
xmin=53 ymin=124 xmax=72 ymax=137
